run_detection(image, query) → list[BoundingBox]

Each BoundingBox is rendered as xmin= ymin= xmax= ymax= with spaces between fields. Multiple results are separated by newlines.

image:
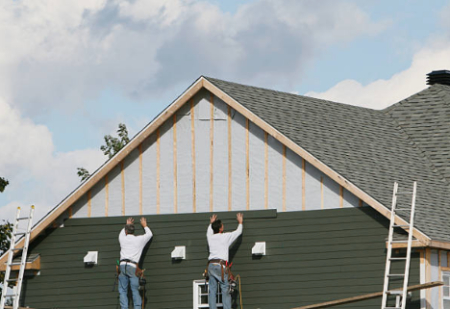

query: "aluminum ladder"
xmin=0 ymin=206 xmax=34 ymax=309
xmin=381 ymin=182 xmax=417 ymax=309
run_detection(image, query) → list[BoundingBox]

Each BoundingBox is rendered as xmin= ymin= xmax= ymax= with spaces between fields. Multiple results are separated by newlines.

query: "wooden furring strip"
xmin=210 ymin=93 xmax=214 ymax=212
xmin=121 ymin=161 xmax=125 ymax=216
xmin=191 ymin=99 xmax=197 ymax=213
xmin=246 ymin=118 xmax=250 ymax=210
xmin=139 ymin=144 xmax=143 ymax=215
xmin=302 ymin=158 xmax=306 ymax=210
xmin=340 ymin=186 xmax=344 ymax=208
xmin=228 ymin=106 xmax=232 ymax=211
xmin=282 ymin=145 xmax=286 ymax=212
xmin=439 ymin=250 xmax=442 ymax=308
xmin=87 ymin=190 xmax=92 ymax=217
xmin=156 ymin=129 xmax=161 ymax=214
xmin=264 ymin=132 xmax=268 ymax=209
xmin=105 ymin=175 xmax=109 ymax=217
xmin=69 ymin=206 xmax=72 ymax=218
xmin=173 ymin=115 xmax=178 ymax=214
xmin=426 ymin=248 xmax=431 ymax=307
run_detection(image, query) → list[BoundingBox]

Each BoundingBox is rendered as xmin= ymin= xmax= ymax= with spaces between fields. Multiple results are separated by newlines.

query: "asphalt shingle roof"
xmin=205 ymin=77 xmax=450 ymax=243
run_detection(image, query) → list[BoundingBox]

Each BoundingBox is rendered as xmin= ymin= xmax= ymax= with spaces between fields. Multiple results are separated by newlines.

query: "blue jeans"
xmin=118 ymin=264 xmax=141 ymax=309
xmin=208 ymin=263 xmax=231 ymax=309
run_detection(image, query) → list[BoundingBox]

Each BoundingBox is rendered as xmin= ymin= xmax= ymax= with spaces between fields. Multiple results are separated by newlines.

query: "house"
xmin=1 ymin=71 xmax=450 ymax=309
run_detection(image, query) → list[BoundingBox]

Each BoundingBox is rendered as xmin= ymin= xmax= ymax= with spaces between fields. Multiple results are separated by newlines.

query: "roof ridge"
xmin=204 ymin=76 xmax=379 ymax=112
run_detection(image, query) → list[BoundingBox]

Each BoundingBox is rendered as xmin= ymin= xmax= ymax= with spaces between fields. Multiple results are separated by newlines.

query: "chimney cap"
xmin=427 ymin=70 xmax=450 ymax=86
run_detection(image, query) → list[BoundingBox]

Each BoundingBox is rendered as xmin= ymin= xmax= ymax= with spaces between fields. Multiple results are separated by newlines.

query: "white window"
xmin=193 ymin=279 xmax=223 ymax=309
xmin=443 ymin=271 xmax=450 ymax=309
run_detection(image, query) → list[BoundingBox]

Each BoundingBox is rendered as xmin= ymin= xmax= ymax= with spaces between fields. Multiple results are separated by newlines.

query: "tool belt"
xmin=119 ymin=259 xmax=144 ymax=277
xmin=206 ymin=259 xmax=232 ymax=282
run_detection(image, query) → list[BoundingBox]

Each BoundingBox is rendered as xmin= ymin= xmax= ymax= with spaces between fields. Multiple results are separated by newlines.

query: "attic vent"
xmin=426 ymin=70 xmax=450 ymax=86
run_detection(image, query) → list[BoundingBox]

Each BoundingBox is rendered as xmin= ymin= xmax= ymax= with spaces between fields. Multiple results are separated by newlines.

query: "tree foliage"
xmin=0 ymin=177 xmax=9 ymax=193
xmin=100 ymin=123 xmax=130 ymax=158
xmin=77 ymin=168 xmax=91 ymax=182
xmin=77 ymin=123 xmax=130 ymax=182
xmin=0 ymin=220 xmax=13 ymax=298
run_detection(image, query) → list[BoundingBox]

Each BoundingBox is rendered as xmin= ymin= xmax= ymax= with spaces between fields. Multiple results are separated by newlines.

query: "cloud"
xmin=0 ymin=0 xmax=387 ymax=116
xmin=0 ymin=96 xmax=105 ymax=222
xmin=305 ymin=42 xmax=450 ymax=109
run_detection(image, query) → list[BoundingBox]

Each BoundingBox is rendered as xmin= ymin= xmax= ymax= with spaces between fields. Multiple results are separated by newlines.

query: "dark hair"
xmin=212 ymin=220 xmax=222 ymax=234
xmin=125 ymin=224 xmax=135 ymax=234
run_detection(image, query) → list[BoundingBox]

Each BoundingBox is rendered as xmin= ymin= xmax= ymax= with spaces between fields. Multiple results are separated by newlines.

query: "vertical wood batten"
xmin=340 ymin=186 xmax=344 ymax=208
xmin=191 ymin=99 xmax=196 ymax=213
xmin=426 ymin=248 xmax=431 ymax=308
xmin=69 ymin=206 xmax=72 ymax=218
xmin=121 ymin=161 xmax=125 ymax=216
xmin=264 ymin=132 xmax=268 ymax=209
xmin=87 ymin=191 xmax=92 ymax=217
xmin=139 ymin=144 xmax=143 ymax=215
xmin=246 ymin=118 xmax=250 ymax=210
xmin=302 ymin=158 xmax=306 ymax=210
xmin=439 ymin=250 xmax=442 ymax=309
xmin=105 ymin=175 xmax=109 ymax=217
xmin=173 ymin=115 xmax=178 ymax=214
xmin=210 ymin=94 xmax=214 ymax=212
xmin=282 ymin=145 xmax=286 ymax=212
xmin=228 ymin=106 xmax=232 ymax=211
xmin=156 ymin=129 xmax=161 ymax=214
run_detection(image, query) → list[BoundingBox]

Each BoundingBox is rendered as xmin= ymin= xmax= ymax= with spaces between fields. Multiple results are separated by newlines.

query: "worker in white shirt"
xmin=207 ymin=213 xmax=243 ymax=309
xmin=118 ymin=217 xmax=153 ymax=309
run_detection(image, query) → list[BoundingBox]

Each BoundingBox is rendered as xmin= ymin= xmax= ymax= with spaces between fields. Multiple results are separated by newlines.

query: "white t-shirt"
xmin=119 ymin=226 xmax=153 ymax=267
xmin=207 ymin=224 xmax=243 ymax=262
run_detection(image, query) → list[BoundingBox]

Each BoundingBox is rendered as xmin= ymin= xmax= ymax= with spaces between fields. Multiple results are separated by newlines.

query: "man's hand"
xmin=140 ymin=217 xmax=148 ymax=228
xmin=236 ymin=213 xmax=243 ymax=224
xmin=126 ymin=217 xmax=134 ymax=225
xmin=210 ymin=214 xmax=217 ymax=224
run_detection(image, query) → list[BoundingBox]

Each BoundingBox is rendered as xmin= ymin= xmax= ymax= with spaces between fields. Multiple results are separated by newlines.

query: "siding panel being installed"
xmin=22 ymin=208 xmax=420 ymax=309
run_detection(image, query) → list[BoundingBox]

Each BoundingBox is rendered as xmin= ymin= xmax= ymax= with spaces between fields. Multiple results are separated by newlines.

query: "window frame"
xmin=193 ymin=279 xmax=223 ymax=309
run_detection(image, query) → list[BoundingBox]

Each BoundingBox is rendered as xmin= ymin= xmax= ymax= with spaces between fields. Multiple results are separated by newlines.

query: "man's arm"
xmin=227 ymin=213 xmax=243 ymax=245
xmin=207 ymin=214 xmax=217 ymax=237
xmin=140 ymin=217 xmax=153 ymax=243
xmin=119 ymin=217 xmax=134 ymax=240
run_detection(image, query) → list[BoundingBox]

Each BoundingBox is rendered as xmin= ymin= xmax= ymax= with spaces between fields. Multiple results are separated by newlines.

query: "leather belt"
xmin=208 ymin=259 xmax=228 ymax=281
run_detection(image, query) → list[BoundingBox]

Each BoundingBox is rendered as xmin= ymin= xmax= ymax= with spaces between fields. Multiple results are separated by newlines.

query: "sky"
xmin=1 ymin=0 xmax=450 ymax=223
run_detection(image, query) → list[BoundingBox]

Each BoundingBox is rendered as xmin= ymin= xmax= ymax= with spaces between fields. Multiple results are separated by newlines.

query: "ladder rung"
xmin=390 ymin=257 xmax=407 ymax=260
xmin=17 ymin=217 xmax=31 ymax=220
xmin=8 ymin=262 xmax=22 ymax=266
xmin=394 ymin=208 xmax=410 ymax=211
xmin=387 ymin=290 xmax=404 ymax=295
xmin=391 ymin=240 xmax=409 ymax=243
xmin=11 ymin=248 xmax=23 ymax=251
xmin=387 ymin=274 xmax=405 ymax=277
xmin=13 ymin=232 xmax=26 ymax=236
xmin=6 ymin=278 xmax=18 ymax=282
xmin=5 ymin=293 xmax=17 ymax=297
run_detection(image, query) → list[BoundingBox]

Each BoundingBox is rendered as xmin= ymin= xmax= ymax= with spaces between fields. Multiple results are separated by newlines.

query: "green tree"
xmin=0 ymin=177 xmax=9 ymax=193
xmin=77 ymin=123 xmax=130 ymax=181
xmin=0 ymin=220 xmax=13 ymax=298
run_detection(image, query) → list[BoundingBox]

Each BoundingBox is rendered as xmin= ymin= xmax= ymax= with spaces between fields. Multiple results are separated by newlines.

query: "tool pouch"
xmin=135 ymin=266 xmax=144 ymax=277
xmin=202 ymin=268 xmax=209 ymax=281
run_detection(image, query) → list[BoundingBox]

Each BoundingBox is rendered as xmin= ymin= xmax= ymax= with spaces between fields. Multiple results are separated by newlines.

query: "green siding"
xmin=22 ymin=208 xmax=420 ymax=309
